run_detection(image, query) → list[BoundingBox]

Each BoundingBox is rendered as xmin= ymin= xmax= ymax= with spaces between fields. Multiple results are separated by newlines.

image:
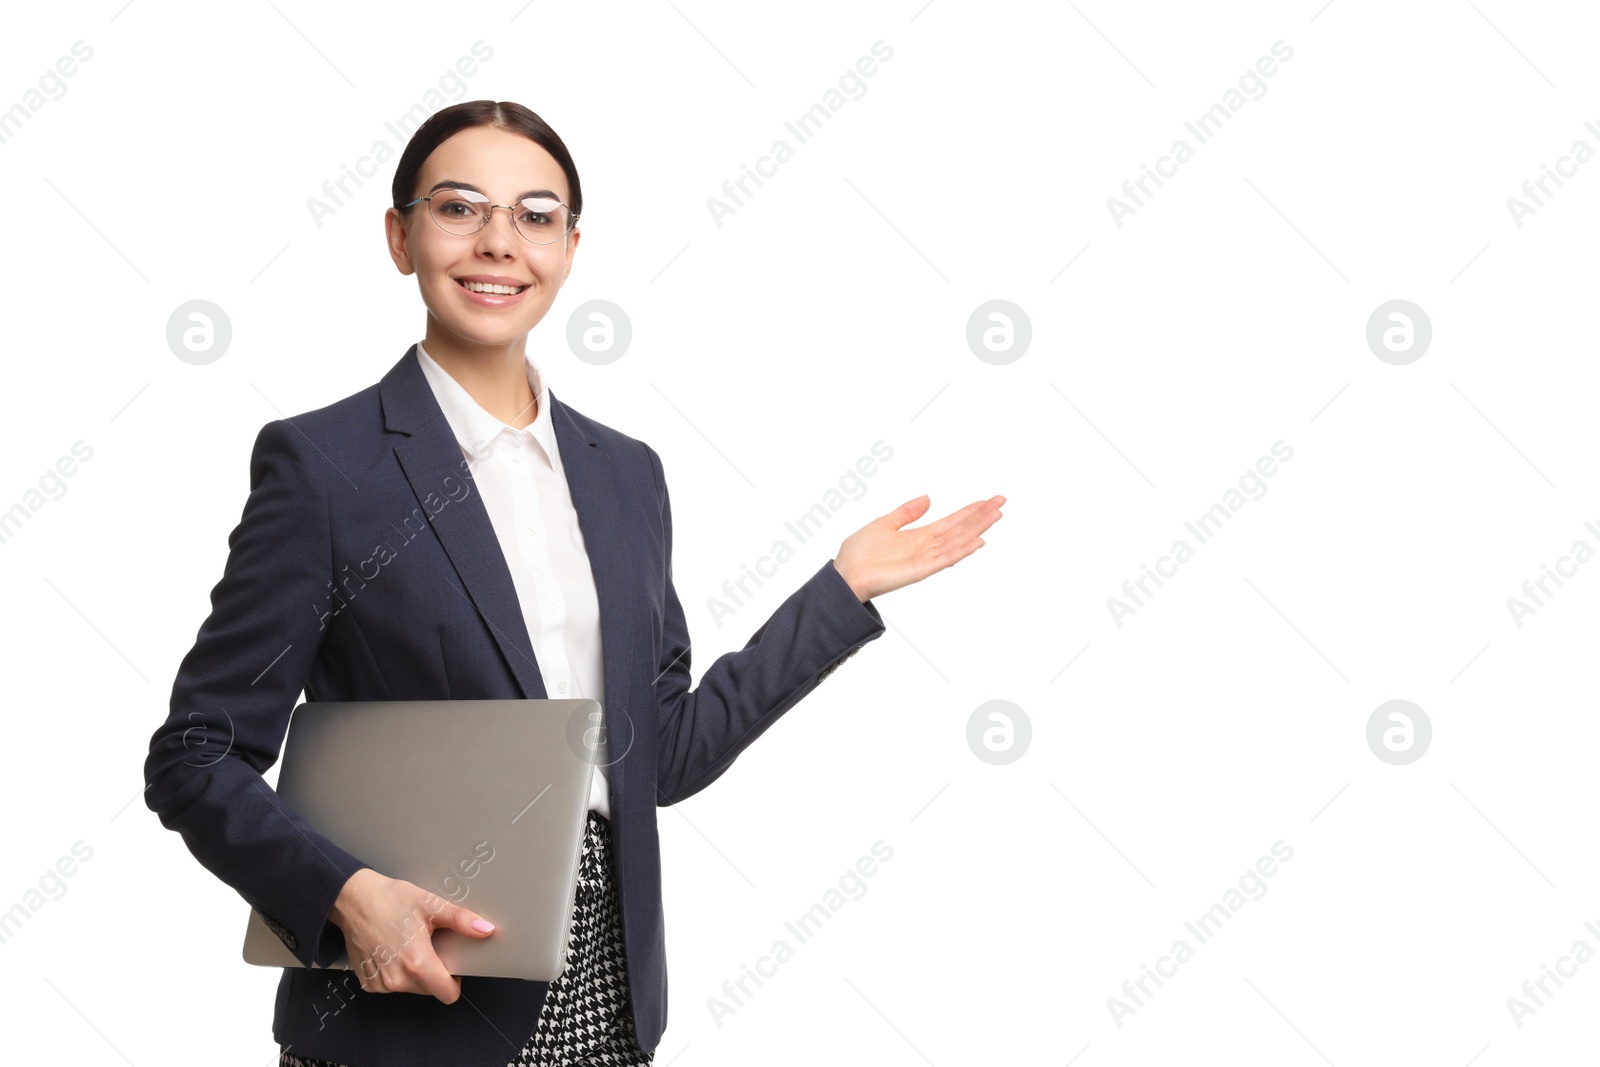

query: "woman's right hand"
xmin=327 ymin=868 xmax=496 ymax=1004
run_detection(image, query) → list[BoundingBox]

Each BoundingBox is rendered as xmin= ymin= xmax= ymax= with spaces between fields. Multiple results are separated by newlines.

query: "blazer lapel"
xmin=549 ymin=387 xmax=637 ymax=810
xmin=380 ymin=346 xmax=636 ymax=807
xmin=388 ymin=363 xmax=547 ymax=700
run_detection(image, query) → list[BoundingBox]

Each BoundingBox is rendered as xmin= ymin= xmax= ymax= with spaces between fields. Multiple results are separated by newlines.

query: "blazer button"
xmin=260 ymin=910 xmax=298 ymax=952
xmin=818 ymin=646 xmax=860 ymax=681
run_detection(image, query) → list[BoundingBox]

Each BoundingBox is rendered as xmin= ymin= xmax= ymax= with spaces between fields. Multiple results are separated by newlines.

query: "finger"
xmin=933 ymin=535 xmax=987 ymax=571
xmin=958 ymin=501 xmax=1004 ymax=540
xmin=433 ymin=899 xmax=496 ymax=938
xmin=412 ymin=948 xmax=463 ymax=1004
xmin=356 ymin=936 xmax=404 ymax=992
xmin=921 ymin=496 xmax=1001 ymax=538
xmin=944 ymin=496 xmax=1003 ymax=527
xmin=957 ymin=497 xmax=1004 ymax=535
xmin=883 ymin=495 xmax=931 ymax=529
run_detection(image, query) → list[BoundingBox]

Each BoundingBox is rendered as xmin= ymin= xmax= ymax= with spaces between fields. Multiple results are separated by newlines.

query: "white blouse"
xmin=415 ymin=341 xmax=610 ymax=818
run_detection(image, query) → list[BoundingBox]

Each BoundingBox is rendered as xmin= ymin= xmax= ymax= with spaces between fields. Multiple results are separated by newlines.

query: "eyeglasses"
xmin=401 ymin=188 xmax=578 ymax=245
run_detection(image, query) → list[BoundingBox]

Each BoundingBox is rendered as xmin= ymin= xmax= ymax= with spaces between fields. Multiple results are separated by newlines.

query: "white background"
xmin=2 ymin=1 xmax=1597 ymax=1064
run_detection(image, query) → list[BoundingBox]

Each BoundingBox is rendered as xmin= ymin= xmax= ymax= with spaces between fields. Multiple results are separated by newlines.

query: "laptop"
xmin=241 ymin=698 xmax=602 ymax=981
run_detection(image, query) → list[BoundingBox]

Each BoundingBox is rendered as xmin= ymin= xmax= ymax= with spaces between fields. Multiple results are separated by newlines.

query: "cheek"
xmin=531 ymin=245 xmax=571 ymax=280
xmin=429 ymin=277 xmax=459 ymax=304
xmin=531 ymin=261 xmax=562 ymax=286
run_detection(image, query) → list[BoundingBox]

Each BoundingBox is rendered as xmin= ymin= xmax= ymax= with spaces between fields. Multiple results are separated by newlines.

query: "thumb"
xmin=887 ymin=494 xmax=930 ymax=528
xmin=436 ymin=900 xmax=496 ymax=938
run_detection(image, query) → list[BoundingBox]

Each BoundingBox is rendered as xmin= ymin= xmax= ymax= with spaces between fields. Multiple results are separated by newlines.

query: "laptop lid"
xmin=242 ymin=698 xmax=600 ymax=981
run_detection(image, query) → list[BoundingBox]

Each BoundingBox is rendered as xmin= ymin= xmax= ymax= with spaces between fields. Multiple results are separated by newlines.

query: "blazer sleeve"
xmin=143 ymin=418 xmax=370 ymax=967
xmin=647 ymin=444 xmax=888 ymax=805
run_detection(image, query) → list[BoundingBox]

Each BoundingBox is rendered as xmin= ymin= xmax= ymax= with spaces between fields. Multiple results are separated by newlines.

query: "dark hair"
xmin=390 ymin=100 xmax=582 ymax=220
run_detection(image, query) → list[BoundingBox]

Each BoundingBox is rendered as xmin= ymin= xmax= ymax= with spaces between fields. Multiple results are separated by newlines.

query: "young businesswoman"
xmin=143 ymin=99 xmax=1004 ymax=1067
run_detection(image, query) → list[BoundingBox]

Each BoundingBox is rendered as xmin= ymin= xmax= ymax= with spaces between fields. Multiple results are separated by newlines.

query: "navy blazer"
xmin=143 ymin=345 xmax=886 ymax=1066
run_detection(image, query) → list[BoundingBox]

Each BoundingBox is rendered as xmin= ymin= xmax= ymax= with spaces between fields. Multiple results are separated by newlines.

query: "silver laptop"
xmin=242 ymin=698 xmax=601 ymax=981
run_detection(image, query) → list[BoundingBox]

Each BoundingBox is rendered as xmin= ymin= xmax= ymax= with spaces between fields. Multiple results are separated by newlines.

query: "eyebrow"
xmin=428 ymin=180 xmax=563 ymax=203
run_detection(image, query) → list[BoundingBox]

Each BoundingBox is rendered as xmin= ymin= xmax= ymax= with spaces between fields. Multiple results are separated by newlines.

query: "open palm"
xmin=833 ymin=494 xmax=1005 ymax=603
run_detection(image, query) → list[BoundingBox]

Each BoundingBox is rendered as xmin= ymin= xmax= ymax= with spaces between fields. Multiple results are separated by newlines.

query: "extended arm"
xmin=648 ymin=445 xmax=887 ymax=805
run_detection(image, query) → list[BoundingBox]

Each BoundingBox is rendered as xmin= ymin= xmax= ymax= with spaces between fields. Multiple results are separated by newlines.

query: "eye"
xmin=519 ymin=198 xmax=563 ymax=230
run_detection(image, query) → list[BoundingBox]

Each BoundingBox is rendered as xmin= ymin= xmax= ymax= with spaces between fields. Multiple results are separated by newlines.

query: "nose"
xmin=473 ymin=205 xmax=521 ymax=257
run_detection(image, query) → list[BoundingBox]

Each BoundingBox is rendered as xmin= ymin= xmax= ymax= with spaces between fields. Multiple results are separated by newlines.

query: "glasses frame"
xmin=400 ymin=189 xmax=579 ymax=245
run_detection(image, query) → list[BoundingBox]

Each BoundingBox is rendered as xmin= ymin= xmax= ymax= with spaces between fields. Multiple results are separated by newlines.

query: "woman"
xmin=143 ymin=99 xmax=1004 ymax=1067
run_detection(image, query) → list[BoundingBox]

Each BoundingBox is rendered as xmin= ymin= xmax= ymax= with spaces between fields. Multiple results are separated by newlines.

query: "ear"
xmin=384 ymin=207 xmax=416 ymax=276
xmin=561 ymin=227 xmax=580 ymax=284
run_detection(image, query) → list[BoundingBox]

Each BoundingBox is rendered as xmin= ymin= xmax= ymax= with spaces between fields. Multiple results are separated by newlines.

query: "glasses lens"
xmin=422 ymin=190 xmax=572 ymax=242
xmin=428 ymin=190 xmax=488 ymax=234
xmin=514 ymin=197 xmax=572 ymax=244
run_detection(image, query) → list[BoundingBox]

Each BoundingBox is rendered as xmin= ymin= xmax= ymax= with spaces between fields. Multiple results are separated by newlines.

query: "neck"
xmin=421 ymin=325 xmax=538 ymax=429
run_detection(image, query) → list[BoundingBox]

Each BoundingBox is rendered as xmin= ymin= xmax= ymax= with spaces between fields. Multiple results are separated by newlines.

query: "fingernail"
xmin=472 ymin=919 xmax=495 ymax=932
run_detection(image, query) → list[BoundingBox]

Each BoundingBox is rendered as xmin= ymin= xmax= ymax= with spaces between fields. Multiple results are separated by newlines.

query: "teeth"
xmin=461 ymin=280 xmax=525 ymax=295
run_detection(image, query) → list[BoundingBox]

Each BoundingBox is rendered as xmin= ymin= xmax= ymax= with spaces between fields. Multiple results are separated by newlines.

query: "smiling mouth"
xmin=457 ymin=279 xmax=528 ymax=295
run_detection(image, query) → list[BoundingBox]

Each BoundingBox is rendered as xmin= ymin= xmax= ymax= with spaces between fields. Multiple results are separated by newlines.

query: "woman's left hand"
xmin=832 ymin=494 xmax=1005 ymax=603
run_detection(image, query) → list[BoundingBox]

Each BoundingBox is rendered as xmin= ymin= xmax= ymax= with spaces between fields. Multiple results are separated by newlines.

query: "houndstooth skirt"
xmin=281 ymin=810 xmax=653 ymax=1067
